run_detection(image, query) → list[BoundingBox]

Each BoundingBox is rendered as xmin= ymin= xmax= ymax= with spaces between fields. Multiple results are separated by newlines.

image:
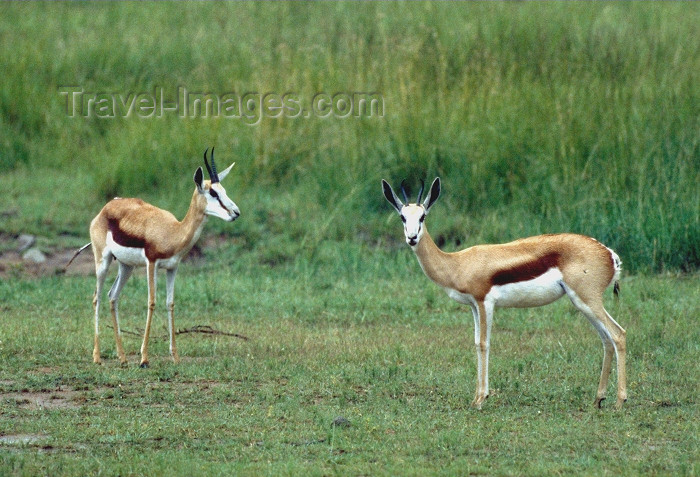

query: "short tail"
xmin=66 ymin=243 xmax=91 ymax=269
xmin=609 ymin=248 xmax=622 ymax=300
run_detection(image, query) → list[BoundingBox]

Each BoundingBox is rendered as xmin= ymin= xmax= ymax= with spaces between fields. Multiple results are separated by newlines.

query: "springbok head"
xmin=382 ymin=177 xmax=441 ymax=247
xmin=194 ymin=147 xmax=240 ymax=222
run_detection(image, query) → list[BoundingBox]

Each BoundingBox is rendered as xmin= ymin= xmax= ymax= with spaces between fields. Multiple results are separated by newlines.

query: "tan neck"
xmin=413 ymin=226 xmax=456 ymax=289
xmin=172 ymin=190 xmax=208 ymax=254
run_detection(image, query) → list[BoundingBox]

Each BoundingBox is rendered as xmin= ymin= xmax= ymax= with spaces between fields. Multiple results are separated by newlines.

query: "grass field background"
xmin=0 ymin=2 xmax=698 ymax=475
xmin=0 ymin=1 xmax=697 ymax=271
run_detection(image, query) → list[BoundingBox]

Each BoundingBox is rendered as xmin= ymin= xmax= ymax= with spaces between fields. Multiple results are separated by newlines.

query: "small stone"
xmin=22 ymin=248 xmax=47 ymax=264
xmin=17 ymin=234 xmax=36 ymax=253
xmin=331 ymin=416 xmax=351 ymax=428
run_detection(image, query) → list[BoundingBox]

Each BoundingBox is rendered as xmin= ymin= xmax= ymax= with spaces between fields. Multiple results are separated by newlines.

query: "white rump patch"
xmin=607 ymin=247 xmax=622 ymax=285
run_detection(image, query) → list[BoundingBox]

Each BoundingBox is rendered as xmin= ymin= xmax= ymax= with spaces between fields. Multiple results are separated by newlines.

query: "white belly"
xmin=157 ymin=254 xmax=184 ymax=269
xmin=106 ymin=232 xmax=184 ymax=269
xmin=486 ymin=267 xmax=565 ymax=308
xmin=444 ymin=288 xmax=476 ymax=306
xmin=106 ymin=232 xmax=147 ymax=266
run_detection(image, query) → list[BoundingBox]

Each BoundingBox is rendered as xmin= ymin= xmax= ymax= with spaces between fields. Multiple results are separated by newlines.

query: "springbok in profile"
xmin=69 ymin=148 xmax=239 ymax=367
xmin=382 ymin=178 xmax=627 ymax=409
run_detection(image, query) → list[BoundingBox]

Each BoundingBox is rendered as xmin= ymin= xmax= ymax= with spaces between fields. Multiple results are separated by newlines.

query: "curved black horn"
xmin=417 ymin=179 xmax=425 ymax=204
xmin=203 ymin=148 xmax=214 ymax=180
xmin=400 ymin=179 xmax=409 ymax=204
xmin=210 ymin=146 xmax=219 ymax=182
xmin=203 ymin=147 xmax=219 ymax=183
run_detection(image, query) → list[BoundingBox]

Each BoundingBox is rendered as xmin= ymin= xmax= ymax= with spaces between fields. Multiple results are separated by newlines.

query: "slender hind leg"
xmin=586 ymin=305 xmax=626 ymax=408
xmin=165 ymin=267 xmax=179 ymax=363
xmin=565 ymin=287 xmax=627 ymax=408
xmin=140 ymin=261 xmax=157 ymax=368
xmin=603 ymin=308 xmax=627 ymax=407
xmin=594 ymin=329 xmax=615 ymax=408
xmin=93 ymin=253 xmax=113 ymax=364
xmin=108 ymin=262 xmax=134 ymax=365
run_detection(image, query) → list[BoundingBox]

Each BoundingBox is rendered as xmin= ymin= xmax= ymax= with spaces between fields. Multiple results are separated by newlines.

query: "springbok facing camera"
xmin=69 ymin=148 xmax=240 ymax=367
xmin=382 ymin=178 xmax=626 ymax=409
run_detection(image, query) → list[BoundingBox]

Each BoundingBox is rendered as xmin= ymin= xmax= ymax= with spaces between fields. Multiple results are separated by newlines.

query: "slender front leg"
xmin=92 ymin=291 xmax=101 ymax=364
xmin=140 ymin=261 xmax=157 ymax=368
xmin=470 ymin=304 xmax=482 ymax=408
xmin=165 ymin=267 xmax=179 ymax=363
xmin=472 ymin=301 xmax=493 ymax=409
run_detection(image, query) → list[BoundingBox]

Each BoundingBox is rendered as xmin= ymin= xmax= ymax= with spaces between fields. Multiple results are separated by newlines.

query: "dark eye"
xmin=419 ymin=215 xmax=425 ymax=223
xmin=401 ymin=216 xmax=406 ymax=223
xmin=210 ymin=189 xmax=219 ymax=199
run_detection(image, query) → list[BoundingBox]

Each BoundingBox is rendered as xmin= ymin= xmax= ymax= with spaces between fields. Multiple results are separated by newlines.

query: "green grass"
xmin=0 ymin=2 xmax=698 ymax=272
xmin=0 ymin=244 xmax=698 ymax=476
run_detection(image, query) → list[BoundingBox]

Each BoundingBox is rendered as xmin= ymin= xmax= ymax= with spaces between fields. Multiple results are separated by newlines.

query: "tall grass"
xmin=0 ymin=2 xmax=698 ymax=272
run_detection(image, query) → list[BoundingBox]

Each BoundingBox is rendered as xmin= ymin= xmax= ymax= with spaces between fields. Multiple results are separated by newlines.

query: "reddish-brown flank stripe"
xmin=107 ymin=218 xmax=145 ymax=249
xmin=490 ymin=252 xmax=560 ymax=286
xmin=107 ymin=218 xmax=175 ymax=261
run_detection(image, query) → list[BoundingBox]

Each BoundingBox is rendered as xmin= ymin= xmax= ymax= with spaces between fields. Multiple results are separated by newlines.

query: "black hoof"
xmin=140 ymin=362 xmax=149 ymax=368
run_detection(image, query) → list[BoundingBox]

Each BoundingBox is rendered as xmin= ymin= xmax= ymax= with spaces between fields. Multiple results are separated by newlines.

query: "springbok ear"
xmin=217 ymin=162 xmax=235 ymax=182
xmin=422 ymin=177 xmax=441 ymax=213
xmin=194 ymin=167 xmax=205 ymax=192
xmin=382 ymin=179 xmax=403 ymax=214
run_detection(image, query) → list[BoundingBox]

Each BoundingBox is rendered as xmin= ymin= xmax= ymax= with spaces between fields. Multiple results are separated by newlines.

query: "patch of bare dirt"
xmin=32 ymin=366 xmax=60 ymax=375
xmin=2 ymin=389 xmax=81 ymax=410
xmin=0 ymin=434 xmax=46 ymax=445
xmin=0 ymin=241 xmax=94 ymax=278
xmin=0 ymin=233 xmax=233 ymax=278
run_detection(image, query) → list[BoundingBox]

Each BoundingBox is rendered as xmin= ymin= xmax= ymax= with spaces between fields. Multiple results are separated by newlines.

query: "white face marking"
xmin=400 ymin=204 xmax=427 ymax=247
xmin=205 ymin=183 xmax=240 ymax=222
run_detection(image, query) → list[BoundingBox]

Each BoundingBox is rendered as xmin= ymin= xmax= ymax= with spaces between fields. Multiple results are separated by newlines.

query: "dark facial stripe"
xmin=491 ymin=253 xmax=560 ymax=286
xmin=209 ymin=190 xmax=227 ymax=211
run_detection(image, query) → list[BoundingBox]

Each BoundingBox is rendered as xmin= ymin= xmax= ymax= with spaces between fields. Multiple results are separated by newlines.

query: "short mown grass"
xmin=0 ymin=243 xmax=697 ymax=475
